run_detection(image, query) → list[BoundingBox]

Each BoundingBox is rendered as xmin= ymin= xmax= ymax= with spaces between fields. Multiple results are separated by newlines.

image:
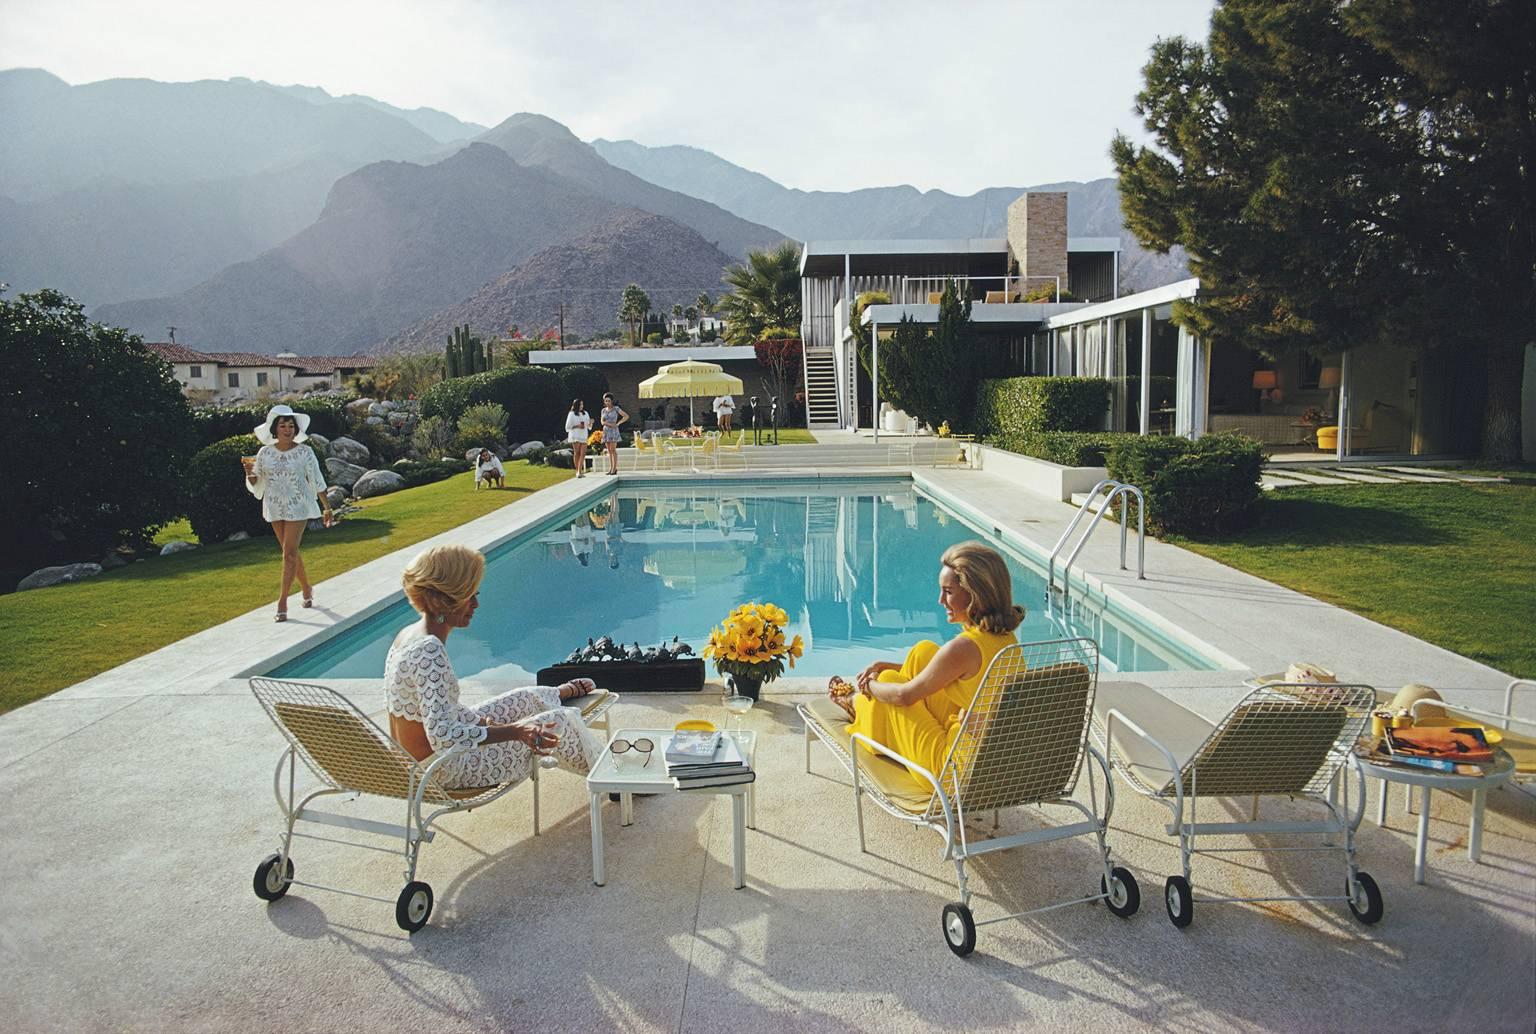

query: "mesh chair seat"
xmin=800 ymin=698 xmax=933 ymax=813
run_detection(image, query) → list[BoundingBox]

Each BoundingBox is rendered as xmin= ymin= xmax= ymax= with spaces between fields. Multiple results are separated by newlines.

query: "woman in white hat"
xmin=245 ymin=405 xmax=333 ymax=621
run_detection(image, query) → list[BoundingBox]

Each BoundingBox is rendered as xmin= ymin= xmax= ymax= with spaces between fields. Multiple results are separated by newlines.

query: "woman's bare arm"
xmin=868 ymin=637 xmax=982 ymax=708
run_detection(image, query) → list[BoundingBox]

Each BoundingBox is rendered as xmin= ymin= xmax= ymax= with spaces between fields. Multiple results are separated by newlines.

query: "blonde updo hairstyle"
xmin=939 ymin=540 xmax=1025 ymax=634
xmin=402 ymin=544 xmax=485 ymax=621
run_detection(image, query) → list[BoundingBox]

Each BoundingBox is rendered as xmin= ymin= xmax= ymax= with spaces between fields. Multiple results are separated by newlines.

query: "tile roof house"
xmin=146 ymin=344 xmax=376 ymax=402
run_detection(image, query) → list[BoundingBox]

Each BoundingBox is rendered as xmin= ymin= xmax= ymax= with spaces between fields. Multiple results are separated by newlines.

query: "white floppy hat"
xmin=254 ymin=404 xmax=311 ymax=446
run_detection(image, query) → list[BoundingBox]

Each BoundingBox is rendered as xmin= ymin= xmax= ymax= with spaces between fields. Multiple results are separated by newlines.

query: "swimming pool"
xmin=269 ymin=479 xmax=1218 ymax=681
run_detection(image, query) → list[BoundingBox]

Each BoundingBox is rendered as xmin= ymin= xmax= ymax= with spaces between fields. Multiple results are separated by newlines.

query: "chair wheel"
xmin=1165 ymin=875 xmax=1193 ymax=928
xmin=252 ymin=853 xmax=294 ymax=901
xmin=1102 ymin=866 xmax=1141 ymax=919
xmin=941 ymin=902 xmax=976 ymax=957
xmin=1347 ymin=871 xmax=1384 ymax=925
xmin=396 ymin=880 xmax=434 ymax=933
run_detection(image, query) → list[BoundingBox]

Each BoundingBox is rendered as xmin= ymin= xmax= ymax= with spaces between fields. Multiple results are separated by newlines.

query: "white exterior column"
xmin=872 ymin=321 xmax=880 ymax=443
xmin=1337 ymin=349 xmax=1351 ymax=461
xmin=1139 ymin=308 xmax=1152 ymax=435
xmin=1174 ymin=326 xmax=1209 ymax=438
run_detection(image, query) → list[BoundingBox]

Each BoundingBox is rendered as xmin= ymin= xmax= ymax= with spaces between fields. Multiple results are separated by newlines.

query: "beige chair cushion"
xmin=1093 ymin=682 xmax=1214 ymax=795
xmin=802 ymin=697 xmax=934 ymax=813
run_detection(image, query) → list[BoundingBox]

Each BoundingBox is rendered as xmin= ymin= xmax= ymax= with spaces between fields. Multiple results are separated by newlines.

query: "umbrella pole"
xmin=689 ymin=397 xmax=695 ymax=426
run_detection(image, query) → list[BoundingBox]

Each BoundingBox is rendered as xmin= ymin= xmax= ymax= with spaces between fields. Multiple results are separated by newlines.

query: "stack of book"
xmin=1369 ymin=725 xmax=1496 ymax=776
xmin=664 ymin=730 xmax=754 ymax=790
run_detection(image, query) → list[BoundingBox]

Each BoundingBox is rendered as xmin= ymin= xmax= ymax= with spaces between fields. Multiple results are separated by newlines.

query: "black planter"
xmin=536 ymin=659 xmax=705 ymax=693
xmin=727 ymin=674 xmax=764 ymax=701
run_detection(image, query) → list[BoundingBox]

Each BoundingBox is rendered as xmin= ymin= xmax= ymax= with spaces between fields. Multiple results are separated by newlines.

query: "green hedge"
xmin=987 ymin=430 xmax=1137 ymax=467
xmin=975 ymin=376 xmax=1110 ymax=436
xmin=1106 ymin=432 xmax=1265 ymax=536
xmin=419 ymin=366 xmax=567 ymax=441
xmin=393 ymin=458 xmax=472 ymax=489
xmin=557 ymin=365 xmax=609 ymax=409
xmin=182 ymin=434 xmax=321 ymax=543
xmin=192 ymin=394 xmax=355 ymax=448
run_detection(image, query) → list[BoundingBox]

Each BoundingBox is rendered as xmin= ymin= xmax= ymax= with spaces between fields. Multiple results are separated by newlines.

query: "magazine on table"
xmin=1386 ymin=726 xmax=1494 ymax=764
xmin=674 ymin=770 xmax=756 ymax=791
xmin=664 ymin=732 xmax=749 ymax=775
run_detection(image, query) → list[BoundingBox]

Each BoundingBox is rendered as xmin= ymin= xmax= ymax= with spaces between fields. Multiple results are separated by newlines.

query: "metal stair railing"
xmin=1045 ymin=479 xmax=1146 ymax=603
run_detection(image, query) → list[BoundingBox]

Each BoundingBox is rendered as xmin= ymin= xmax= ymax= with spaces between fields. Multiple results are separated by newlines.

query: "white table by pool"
xmin=587 ymin=728 xmax=757 ymax=889
xmin=1360 ymin=747 xmax=1515 ymax=885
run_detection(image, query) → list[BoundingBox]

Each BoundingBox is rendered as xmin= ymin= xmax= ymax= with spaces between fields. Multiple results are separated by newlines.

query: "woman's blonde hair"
xmin=402 ymin=544 xmax=485 ymax=618
xmin=939 ymin=540 xmax=1024 ymax=634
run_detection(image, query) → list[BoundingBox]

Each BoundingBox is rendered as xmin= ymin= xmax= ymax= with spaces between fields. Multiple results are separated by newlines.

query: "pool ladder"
xmin=1045 ymin=479 xmax=1146 ymax=604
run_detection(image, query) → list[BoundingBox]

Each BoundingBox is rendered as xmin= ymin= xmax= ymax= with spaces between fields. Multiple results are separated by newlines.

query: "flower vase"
xmin=728 ymin=674 xmax=764 ymax=701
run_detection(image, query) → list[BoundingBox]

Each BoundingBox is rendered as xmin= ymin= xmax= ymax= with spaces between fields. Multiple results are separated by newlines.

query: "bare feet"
xmin=828 ymin=676 xmax=856 ymax=721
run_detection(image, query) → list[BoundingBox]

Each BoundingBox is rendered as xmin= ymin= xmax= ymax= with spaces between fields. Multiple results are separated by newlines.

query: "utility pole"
xmin=556 ymin=301 xmax=565 ymax=349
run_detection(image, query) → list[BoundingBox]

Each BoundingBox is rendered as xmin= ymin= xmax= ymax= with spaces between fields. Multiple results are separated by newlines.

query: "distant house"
xmin=146 ymin=344 xmax=376 ymax=402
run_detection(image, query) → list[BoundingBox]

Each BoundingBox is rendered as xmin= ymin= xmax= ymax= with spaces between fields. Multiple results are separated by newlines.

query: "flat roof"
xmin=1044 ymin=277 xmax=1200 ymax=328
xmin=528 ymin=345 xmax=757 ymax=365
xmin=801 ymin=236 xmax=1120 ymax=276
xmin=860 ymin=301 xmax=1088 ymax=327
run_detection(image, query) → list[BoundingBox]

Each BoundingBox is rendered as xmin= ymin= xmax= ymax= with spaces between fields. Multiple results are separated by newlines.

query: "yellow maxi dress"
xmin=846 ymin=624 xmax=1017 ymax=776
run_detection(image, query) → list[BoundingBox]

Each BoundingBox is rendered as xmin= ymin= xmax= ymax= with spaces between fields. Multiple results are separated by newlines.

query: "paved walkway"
xmin=1261 ymin=465 xmax=1506 ymax=491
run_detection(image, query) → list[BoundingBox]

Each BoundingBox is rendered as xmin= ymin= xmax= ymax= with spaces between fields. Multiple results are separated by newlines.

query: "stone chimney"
xmin=1006 ymin=192 xmax=1068 ymax=298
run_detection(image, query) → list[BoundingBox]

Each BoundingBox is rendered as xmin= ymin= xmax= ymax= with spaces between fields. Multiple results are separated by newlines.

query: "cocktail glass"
xmin=723 ymin=693 xmax=753 ymax=743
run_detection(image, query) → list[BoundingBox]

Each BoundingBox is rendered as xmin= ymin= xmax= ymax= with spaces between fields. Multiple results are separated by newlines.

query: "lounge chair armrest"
xmin=1411 ymin=694 xmax=1536 ymax=732
xmin=1105 ymin=707 xmax=1186 ymax=828
xmin=848 ymin=732 xmax=943 ymax=796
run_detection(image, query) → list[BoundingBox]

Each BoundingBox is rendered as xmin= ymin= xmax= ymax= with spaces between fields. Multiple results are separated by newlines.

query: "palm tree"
xmin=618 ymin=283 xmax=651 ymax=345
xmin=716 ymin=242 xmax=802 ymax=345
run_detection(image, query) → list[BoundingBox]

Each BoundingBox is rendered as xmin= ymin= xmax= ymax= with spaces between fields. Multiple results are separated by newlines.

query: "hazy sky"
xmin=1 ymin=0 xmax=1217 ymax=194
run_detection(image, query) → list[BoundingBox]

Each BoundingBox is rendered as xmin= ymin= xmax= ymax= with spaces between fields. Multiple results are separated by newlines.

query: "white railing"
xmin=1045 ymin=479 xmax=1146 ymax=603
xmin=900 ymin=275 xmax=1062 ymax=304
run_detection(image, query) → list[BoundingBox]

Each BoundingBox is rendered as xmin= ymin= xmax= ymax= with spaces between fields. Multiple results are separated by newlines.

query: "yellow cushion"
xmin=802 ymin=697 xmax=934 ymax=813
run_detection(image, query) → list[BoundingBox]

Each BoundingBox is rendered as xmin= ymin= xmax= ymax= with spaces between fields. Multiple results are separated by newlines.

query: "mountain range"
xmin=4 ymin=70 xmax=1188 ymax=355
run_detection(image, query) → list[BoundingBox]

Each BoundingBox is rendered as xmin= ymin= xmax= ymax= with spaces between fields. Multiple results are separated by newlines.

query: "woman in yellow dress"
xmin=829 ymin=541 xmax=1024 ymax=776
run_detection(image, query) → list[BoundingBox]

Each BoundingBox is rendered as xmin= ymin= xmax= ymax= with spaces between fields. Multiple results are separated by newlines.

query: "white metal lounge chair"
xmin=798 ymin=638 xmax=1139 ymax=957
xmin=248 ymin=678 xmax=616 ymax=932
xmin=1093 ymin=680 xmax=1380 ymax=929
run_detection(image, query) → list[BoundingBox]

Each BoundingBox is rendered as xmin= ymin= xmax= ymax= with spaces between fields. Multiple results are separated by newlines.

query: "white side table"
xmin=1360 ymin=748 xmax=1515 ymax=884
xmin=586 ymin=729 xmax=757 ymax=889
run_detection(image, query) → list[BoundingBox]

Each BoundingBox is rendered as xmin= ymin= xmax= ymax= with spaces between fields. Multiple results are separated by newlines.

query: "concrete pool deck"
xmin=3 ymin=460 xmax=1533 ymax=1031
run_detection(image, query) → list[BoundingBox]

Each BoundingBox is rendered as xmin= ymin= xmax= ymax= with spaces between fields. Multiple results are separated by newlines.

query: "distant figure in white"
xmin=475 ymin=448 xmax=504 ymax=490
xmin=383 ymin=544 xmax=602 ymax=787
xmin=565 ymin=399 xmax=592 ymax=478
xmin=713 ymin=394 xmax=735 ymax=434
xmin=245 ymin=404 xmax=333 ymax=623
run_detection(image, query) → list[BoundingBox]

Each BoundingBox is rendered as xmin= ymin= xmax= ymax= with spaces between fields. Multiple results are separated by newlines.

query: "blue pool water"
xmin=270 ymin=479 xmax=1216 ymax=681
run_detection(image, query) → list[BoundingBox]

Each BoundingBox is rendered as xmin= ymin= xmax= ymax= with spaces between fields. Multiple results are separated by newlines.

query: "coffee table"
xmin=1359 ymin=747 xmax=1515 ymax=884
xmin=587 ymin=728 xmax=757 ymax=889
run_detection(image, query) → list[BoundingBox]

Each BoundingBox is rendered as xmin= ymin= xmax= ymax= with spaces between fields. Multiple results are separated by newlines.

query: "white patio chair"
xmin=798 ymin=638 xmax=1139 ymax=957
xmin=247 ymin=678 xmax=616 ymax=932
xmin=1092 ymin=680 xmax=1381 ymax=929
xmin=716 ymin=430 xmax=749 ymax=470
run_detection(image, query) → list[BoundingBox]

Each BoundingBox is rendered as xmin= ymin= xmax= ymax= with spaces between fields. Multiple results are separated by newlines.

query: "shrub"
xmin=419 ymin=366 xmax=566 ymax=441
xmin=182 ymin=434 xmax=321 ymax=544
xmin=558 ymin=365 xmax=609 ymax=409
xmin=1106 ymin=432 xmax=1265 ymax=536
xmin=393 ymin=458 xmax=471 ymax=489
xmin=342 ymin=418 xmax=407 ymax=465
xmin=455 ymin=402 xmax=509 ymax=453
xmin=3 ymin=289 xmax=195 ymax=583
xmin=410 ymin=415 xmax=457 ymax=460
xmin=974 ymin=376 xmax=1111 ymax=436
xmin=191 ymin=394 xmax=355 ymax=449
xmin=987 ymin=430 xmax=1136 ymax=467
xmin=698 ymin=327 xmax=719 ymax=343
xmin=1018 ymin=282 xmax=1084 ymax=303
xmin=645 ymin=332 xmax=664 ymax=345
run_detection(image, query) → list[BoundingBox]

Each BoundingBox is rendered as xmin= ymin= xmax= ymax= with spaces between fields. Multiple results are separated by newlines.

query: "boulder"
xmin=160 ymin=540 xmax=199 ymax=556
xmin=225 ymin=530 xmax=250 ymax=542
xmin=365 ymin=415 xmax=384 ymax=426
xmin=368 ymin=401 xmax=388 ymax=417
xmin=509 ymin=440 xmax=544 ymax=460
xmin=353 ymin=469 xmax=405 ymax=498
xmin=345 ymin=398 xmax=375 ymax=415
xmin=328 ymin=436 xmax=370 ymax=465
xmin=325 ymin=457 xmax=368 ymax=489
xmin=100 ymin=552 xmax=127 ymax=570
xmin=388 ymin=411 xmax=411 ymax=427
xmin=547 ymin=448 xmax=575 ymax=469
xmin=380 ymin=400 xmax=397 ymax=412
xmin=324 ymin=486 xmax=348 ymax=509
xmin=464 ymin=448 xmax=483 ymax=464
xmin=306 ymin=432 xmax=330 ymax=455
xmin=18 ymin=562 xmax=103 ymax=591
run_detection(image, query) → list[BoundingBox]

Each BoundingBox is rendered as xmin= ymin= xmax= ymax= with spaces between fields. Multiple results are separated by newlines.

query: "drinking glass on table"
xmin=722 ymin=693 xmax=754 ymax=743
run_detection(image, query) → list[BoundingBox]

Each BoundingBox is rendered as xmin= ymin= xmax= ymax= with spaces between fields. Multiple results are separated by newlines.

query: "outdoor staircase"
xmin=802 ymin=348 xmax=841 ymax=429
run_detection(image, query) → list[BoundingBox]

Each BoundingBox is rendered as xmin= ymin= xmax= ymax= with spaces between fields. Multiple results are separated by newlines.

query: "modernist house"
xmin=800 ymin=190 xmax=1503 ymax=460
xmin=148 ymin=344 xmax=376 ymax=402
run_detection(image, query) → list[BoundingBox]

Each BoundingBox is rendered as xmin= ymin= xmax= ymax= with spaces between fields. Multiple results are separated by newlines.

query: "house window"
xmin=189 ymin=365 xmax=202 ymax=378
xmin=228 ymin=372 xmax=240 ymax=388
xmin=256 ymin=372 xmax=268 ymax=387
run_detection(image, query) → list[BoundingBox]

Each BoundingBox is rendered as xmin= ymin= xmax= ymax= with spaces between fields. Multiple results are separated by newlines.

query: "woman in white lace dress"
xmin=245 ymin=405 xmax=333 ymax=622
xmin=383 ymin=544 xmax=604 ymax=788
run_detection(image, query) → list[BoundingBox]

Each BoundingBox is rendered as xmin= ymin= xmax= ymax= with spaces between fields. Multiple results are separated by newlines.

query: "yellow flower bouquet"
xmin=587 ymin=429 xmax=605 ymax=447
xmin=702 ymin=602 xmax=804 ymax=688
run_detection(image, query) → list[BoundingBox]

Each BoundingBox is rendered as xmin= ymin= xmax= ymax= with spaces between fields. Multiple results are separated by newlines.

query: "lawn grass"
xmin=0 ymin=462 xmax=568 ymax=712
xmin=1170 ymin=479 xmax=1536 ymax=678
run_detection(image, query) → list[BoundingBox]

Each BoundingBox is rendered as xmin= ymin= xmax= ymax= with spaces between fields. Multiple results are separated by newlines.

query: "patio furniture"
xmin=716 ymin=430 xmax=749 ymax=470
xmin=587 ymin=728 xmax=757 ymax=888
xmin=1360 ymin=748 xmax=1515 ymax=885
xmin=1093 ymin=680 xmax=1382 ymax=929
xmin=633 ymin=433 xmax=665 ymax=472
xmin=798 ymin=638 xmax=1141 ymax=958
xmin=247 ymin=678 xmax=616 ymax=932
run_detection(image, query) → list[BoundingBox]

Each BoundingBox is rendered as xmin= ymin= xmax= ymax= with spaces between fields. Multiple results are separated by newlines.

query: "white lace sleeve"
xmin=245 ymin=446 xmax=270 ymax=500
xmin=304 ymin=446 xmax=326 ymax=498
xmin=399 ymin=639 xmax=488 ymax=753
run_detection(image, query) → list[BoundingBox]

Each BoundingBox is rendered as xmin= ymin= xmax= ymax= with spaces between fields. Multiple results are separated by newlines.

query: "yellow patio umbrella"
xmin=637 ymin=358 xmax=744 ymax=426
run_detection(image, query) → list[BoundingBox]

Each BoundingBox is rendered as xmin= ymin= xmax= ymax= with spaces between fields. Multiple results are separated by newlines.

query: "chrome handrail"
xmin=1045 ymin=480 xmax=1145 ymax=603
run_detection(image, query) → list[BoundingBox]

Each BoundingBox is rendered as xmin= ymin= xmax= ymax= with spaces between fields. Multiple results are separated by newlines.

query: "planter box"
xmin=974 ymin=445 xmax=1106 ymax=502
xmin=536 ymin=659 xmax=706 ymax=693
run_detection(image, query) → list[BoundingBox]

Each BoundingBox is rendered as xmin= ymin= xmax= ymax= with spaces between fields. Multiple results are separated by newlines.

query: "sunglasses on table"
xmin=609 ymin=737 xmax=654 ymax=766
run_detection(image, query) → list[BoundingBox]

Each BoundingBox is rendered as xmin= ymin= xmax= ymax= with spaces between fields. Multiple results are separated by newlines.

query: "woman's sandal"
xmin=274 ymin=609 xmax=288 ymax=623
xmin=828 ymin=676 xmax=856 ymax=720
xmin=559 ymin=677 xmax=597 ymax=701
xmin=301 ymin=591 xmax=314 ymax=609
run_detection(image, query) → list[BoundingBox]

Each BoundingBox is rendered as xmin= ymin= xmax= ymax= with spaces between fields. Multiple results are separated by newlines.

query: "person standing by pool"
xmin=383 ymin=544 xmax=603 ymax=787
xmin=599 ymin=393 xmax=628 ymax=476
xmin=565 ymin=399 xmax=592 ymax=478
xmin=827 ymin=541 xmax=1023 ymax=777
xmin=245 ymin=404 xmax=333 ymax=622
xmin=713 ymin=394 xmax=735 ymax=434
